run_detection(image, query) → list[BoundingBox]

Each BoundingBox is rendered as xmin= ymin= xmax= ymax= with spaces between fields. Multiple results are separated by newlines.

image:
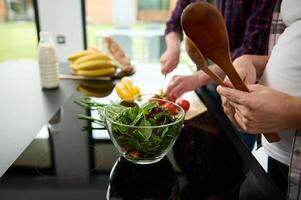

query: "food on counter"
xmin=114 ymin=77 xmax=140 ymax=101
xmin=67 ymin=37 xmax=135 ymax=78
xmin=76 ymin=80 xmax=114 ymax=97
xmin=68 ymin=50 xmax=117 ymax=77
xmin=152 ymin=90 xmax=191 ymax=112
xmin=167 ymin=95 xmax=176 ymax=102
xmin=72 ymin=59 xmax=116 ymax=71
xmin=75 ymin=66 xmax=116 ymax=77
xmin=67 ymin=49 xmax=98 ymax=62
xmin=75 ymin=95 xmax=184 ymax=164
xmin=104 ymin=37 xmax=135 ymax=74
xmin=177 ymin=99 xmax=190 ymax=112
xmin=74 ymin=52 xmax=111 ymax=65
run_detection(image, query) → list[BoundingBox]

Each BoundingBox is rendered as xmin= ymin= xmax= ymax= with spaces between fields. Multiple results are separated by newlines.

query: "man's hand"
xmin=230 ymin=55 xmax=257 ymax=84
xmin=161 ymin=32 xmax=181 ymax=74
xmin=166 ymin=74 xmax=202 ymax=98
xmin=160 ymin=47 xmax=180 ymax=74
xmin=165 ymin=63 xmax=227 ymax=98
xmin=217 ymin=84 xmax=301 ymax=133
xmin=221 ymin=55 xmax=258 ymax=128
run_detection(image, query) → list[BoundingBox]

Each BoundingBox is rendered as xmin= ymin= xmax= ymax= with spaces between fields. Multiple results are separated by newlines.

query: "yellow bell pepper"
xmin=131 ymin=86 xmax=140 ymax=96
xmin=114 ymin=77 xmax=140 ymax=101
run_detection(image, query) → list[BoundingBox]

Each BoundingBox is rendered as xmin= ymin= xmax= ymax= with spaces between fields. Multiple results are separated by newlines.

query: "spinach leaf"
xmin=160 ymin=126 xmax=169 ymax=138
xmin=75 ymin=96 xmax=183 ymax=160
xmin=139 ymin=119 xmax=152 ymax=141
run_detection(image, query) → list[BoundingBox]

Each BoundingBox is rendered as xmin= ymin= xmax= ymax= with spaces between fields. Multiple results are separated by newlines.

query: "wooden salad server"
xmin=185 ymin=37 xmax=225 ymax=86
xmin=181 ymin=2 xmax=280 ymax=143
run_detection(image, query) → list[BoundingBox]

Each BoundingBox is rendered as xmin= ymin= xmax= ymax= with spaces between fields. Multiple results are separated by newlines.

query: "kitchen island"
xmin=0 ymin=61 xmax=284 ymax=199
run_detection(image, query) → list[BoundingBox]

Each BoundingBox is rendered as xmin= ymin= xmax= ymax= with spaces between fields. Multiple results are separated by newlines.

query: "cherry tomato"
xmin=150 ymin=95 xmax=166 ymax=105
xmin=163 ymin=102 xmax=178 ymax=115
xmin=149 ymin=98 xmax=165 ymax=106
xmin=158 ymin=99 xmax=166 ymax=106
xmin=177 ymin=99 xmax=190 ymax=112
xmin=128 ymin=149 xmax=141 ymax=158
xmin=167 ymin=95 xmax=176 ymax=102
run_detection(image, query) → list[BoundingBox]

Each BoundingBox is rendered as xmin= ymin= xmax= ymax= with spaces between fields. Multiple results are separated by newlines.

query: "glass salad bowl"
xmin=103 ymin=95 xmax=185 ymax=164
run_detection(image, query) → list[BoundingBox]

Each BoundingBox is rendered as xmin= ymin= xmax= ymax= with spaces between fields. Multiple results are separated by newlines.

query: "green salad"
xmin=75 ymin=96 xmax=184 ymax=161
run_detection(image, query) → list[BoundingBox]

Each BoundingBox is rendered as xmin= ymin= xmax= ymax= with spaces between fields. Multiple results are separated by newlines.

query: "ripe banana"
xmin=73 ymin=60 xmax=117 ymax=71
xmin=76 ymin=67 xmax=116 ymax=77
xmin=67 ymin=49 xmax=96 ymax=62
xmin=74 ymin=52 xmax=112 ymax=64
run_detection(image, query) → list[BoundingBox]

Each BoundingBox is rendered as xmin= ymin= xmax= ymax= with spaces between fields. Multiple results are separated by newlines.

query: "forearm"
xmin=286 ymin=96 xmax=301 ymax=130
xmin=196 ymin=55 xmax=268 ymax=85
xmin=165 ymin=32 xmax=181 ymax=50
xmin=234 ymin=55 xmax=269 ymax=79
xmin=248 ymin=55 xmax=269 ymax=78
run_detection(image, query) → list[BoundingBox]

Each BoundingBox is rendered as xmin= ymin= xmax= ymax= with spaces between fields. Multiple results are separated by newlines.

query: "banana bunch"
xmin=76 ymin=80 xmax=114 ymax=97
xmin=68 ymin=49 xmax=117 ymax=77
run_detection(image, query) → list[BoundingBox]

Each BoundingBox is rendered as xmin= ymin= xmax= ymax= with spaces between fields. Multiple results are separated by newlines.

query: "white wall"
xmin=37 ymin=0 xmax=85 ymax=62
xmin=112 ymin=0 xmax=137 ymax=28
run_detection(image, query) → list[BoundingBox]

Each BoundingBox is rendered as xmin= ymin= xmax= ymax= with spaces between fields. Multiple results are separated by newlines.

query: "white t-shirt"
xmin=260 ymin=0 xmax=301 ymax=166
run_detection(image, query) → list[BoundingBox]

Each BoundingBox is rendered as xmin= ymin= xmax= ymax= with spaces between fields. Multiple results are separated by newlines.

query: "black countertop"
xmin=0 ymin=61 xmax=77 ymax=176
xmin=0 ymin=62 xmax=284 ymax=200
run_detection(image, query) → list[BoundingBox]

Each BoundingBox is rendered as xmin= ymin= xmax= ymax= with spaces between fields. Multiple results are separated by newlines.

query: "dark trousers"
xmin=268 ymin=157 xmax=289 ymax=195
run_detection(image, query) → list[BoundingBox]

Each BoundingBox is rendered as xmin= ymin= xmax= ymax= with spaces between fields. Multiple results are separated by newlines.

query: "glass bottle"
xmin=38 ymin=31 xmax=59 ymax=89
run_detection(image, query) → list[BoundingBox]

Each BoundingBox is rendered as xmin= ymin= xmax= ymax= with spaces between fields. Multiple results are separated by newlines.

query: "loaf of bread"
xmin=104 ymin=37 xmax=134 ymax=75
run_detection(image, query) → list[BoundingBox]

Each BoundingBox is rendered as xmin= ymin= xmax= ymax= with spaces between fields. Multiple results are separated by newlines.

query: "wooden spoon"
xmin=185 ymin=37 xmax=225 ymax=86
xmin=181 ymin=2 xmax=280 ymax=143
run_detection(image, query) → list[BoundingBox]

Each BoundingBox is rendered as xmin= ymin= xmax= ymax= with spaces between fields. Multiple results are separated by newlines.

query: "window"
xmin=85 ymin=0 xmax=176 ymax=62
xmin=0 ymin=0 xmax=38 ymax=62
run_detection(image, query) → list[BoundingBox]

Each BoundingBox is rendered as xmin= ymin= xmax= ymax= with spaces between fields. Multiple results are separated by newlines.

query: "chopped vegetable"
xmin=128 ymin=149 xmax=141 ymax=158
xmin=114 ymin=76 xmax=140 ymax=101
xmin=163 ymin=102 xmax=178 ymax=115
xmin=177 ymin=99 xmax=190 ymax=112
xmin=75 ymin=96 xmax=184 ymax=161
xmin=167 ymin=95 xmax=176 ymax=102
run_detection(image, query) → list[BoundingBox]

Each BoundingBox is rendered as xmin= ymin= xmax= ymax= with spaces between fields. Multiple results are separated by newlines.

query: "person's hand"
xmin=221 ymin=55 xmax=257 ymax=128
xmin=166 ymin=74 xmax=201 ymax=98
xmin=160 ymin=47 xmax=180 ymax=74
xmin=217 ymin=84 xmax=299 ymax=133
xmin=230 ymin=55 xmax=257 ymax=85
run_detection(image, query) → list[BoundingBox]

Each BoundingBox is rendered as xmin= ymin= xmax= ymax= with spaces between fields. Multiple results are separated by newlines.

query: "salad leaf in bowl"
xmin=75 ymin=94 xmax=185 ymax=164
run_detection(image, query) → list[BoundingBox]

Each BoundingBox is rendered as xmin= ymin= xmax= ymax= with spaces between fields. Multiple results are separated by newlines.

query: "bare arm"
xmin=165 ymin=32 xmax=181 ymax=51
xmin=166 ymin=63 xmax=226 ymax=98
xmin=232 ymin=55 xmax=269 ymax=81
xmin=217 ymin=84 xmax=301 ymax=133
xmin=242 ymin=55 xmax=269 ymax=79
xmin=160 ymin=32 xmax=181 ymax=74
xmin=288 ymin=97 xmax=301 ymax=130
